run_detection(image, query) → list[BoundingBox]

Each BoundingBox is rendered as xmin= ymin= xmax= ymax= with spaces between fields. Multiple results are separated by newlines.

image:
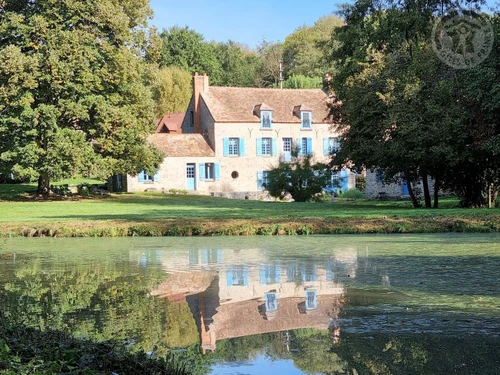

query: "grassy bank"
xmin=1 ymin=184 xmax=500 ymax=237
xmin=0 ymin=315 xmax=186 ymax=375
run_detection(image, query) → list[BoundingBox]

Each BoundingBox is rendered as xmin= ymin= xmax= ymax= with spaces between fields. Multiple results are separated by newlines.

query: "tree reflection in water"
xmin=1 ymin=236 xmax=500 ymax=374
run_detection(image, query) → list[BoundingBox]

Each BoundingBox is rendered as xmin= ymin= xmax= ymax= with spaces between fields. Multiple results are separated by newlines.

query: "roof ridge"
xmin=209 ymin=86 xmax=323 ymax=91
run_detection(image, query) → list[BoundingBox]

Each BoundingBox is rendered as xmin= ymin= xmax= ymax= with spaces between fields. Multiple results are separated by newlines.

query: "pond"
xmin=1 ymin=234 xmax=500 ymax=374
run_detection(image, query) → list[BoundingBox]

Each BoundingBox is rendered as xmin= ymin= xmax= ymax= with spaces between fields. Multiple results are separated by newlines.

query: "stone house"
xmin=365 ymin=169 xmax=435 ymax=199
xmin=148 ymin=246 xmax=353 ymax=352
xmin=115 ymin=73 xmax=355 ymax=197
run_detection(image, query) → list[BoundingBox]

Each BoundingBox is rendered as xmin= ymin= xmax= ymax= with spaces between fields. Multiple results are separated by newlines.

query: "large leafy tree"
xmin=153 ymin=66 xmax=192 ymax=117
xmin=159 ymin=26 xmax=224 ymax=84
xmin=215 ymin=40 xmax=262 ymax=87
xmin=328 ymin=0 xmax=499 ymax=207
xmin=0 ymin=0 xmax=164 ymax=194
xmin=283 ymin=15 xmax=343 ymax=79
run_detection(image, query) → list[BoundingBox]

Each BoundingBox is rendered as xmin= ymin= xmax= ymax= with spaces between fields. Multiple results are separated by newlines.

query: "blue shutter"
xmin=223 ymin=138 xmax=229 ymax=156
xmin=341 ymin=170 xmax=348 ymax=192
xmin=275 ymin=266 xmax=281 ymax=283
xmin=296 ymin=138 xmax=302 ymax=156
xmin=257 ymin=170 xmax=263 ymax=189
xmin=153 ymin=172 xmax=159 ymax=182
xmin=256 ymin=138 xmax=262 ymax=156
xmin=307 ymin=138 xmax=313 ymax=156
xmin=239 ymin=138 xmax=245 ymax=156
xmin=260 ymin=266 xmax=267 ymax=284
xmin=217 ymin=249 xmax=222 ymax=263
xmin=287 ymin=265 xmax=296 ymax=282
xmin=138 ymin=171 xmax=145 ymax=182
xmin=201 ymin=249 xmax=208 ymax=265
xmin=323 ymin=138 xmax=329 ymax=155
xmin=226 ymin=270 xmax=233 ymax=286
xmin=199 ymin=163 xmax=206 ymax=181
xmin=243 ymin=269 xmax=249 ymax=286
xmin=272 ymin=138 xmax=278 ymax=156
xmin=215 ymin=163 xmax=221 ymax=181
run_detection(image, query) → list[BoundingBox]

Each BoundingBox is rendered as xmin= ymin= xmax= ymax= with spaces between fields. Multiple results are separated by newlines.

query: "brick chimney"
xmin=193 ymin=72 xmax=209 ymax=134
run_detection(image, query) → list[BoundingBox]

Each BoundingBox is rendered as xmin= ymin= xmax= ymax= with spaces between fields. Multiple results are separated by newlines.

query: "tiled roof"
xmin=154 ymin=112 xmax=185 ymax=133
xmin=200 ymin=86 xmax=332 ymax=123
xmin=147 ymin=133 xmax=215 ymax=157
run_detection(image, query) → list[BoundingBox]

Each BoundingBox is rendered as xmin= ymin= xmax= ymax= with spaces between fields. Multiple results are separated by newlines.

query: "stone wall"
xmin=365 ymin=169 xmax=435 ymax=199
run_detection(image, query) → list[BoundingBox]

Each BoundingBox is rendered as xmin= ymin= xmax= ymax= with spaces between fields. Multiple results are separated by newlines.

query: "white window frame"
xmin=301 ymin=111 xmax=312 ymax=129
xmin=262 ymin=137 xmax=272 ymax=156
xmin=261 ymin=111 xmax=272 ymax=129
xmin=328 ymin=137 xmax=340 ymax=153
xmin=205 ymin=163 xmax=215 ymax=180
xmin=228 ymin=137 xmax=239 ymax=156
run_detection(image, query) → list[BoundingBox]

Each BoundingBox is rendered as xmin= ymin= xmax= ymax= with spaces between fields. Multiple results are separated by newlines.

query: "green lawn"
xmin=1 ymin=184 xmax=499 ymax=237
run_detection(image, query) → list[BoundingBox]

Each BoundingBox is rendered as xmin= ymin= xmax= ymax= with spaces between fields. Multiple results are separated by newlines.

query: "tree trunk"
xmin=37 ymin=173 xmax=50 ymax=196
xmin=405 ymin=175 xmax=420 ymax=208
xmin=488 ymin=183 xmax=492 ymax=208
xmin=422 ymin=173 xmax=431 ymax=208
xmin=433 ymin=176 xmax=439 ymax=208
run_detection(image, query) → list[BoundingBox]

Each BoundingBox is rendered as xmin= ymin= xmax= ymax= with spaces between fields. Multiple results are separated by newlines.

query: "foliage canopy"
xmin=0 ymin=0 xmax=164 ymax=194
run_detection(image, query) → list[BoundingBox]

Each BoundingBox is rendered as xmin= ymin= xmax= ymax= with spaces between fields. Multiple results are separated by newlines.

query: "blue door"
xmin=402 ymin=181 xmax=409 ymax=195
xmin=186 ymin=164 xmax=196 ymax=190
xmin=341 ymin=170 xmax=349 ymax=193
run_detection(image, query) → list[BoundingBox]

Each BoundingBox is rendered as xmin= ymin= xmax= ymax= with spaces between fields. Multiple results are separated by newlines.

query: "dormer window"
xmin=261 ymin=110 xmax=272 ymax=129
xmin=293 ymin=104 xmax=313 ymax=130
xmin=254 ymin=104 xmax=273 ymax=130
xmin=301 ymin=111 xmax=312 ymax=129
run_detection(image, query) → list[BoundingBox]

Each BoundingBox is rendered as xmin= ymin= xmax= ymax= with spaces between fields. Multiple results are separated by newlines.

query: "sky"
xmin=149 ymin=0 xmax=499 ymax=49
xmin=149 ymin=0 xmax=344 ymax=49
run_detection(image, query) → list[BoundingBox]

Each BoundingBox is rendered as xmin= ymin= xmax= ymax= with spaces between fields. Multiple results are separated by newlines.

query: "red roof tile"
xmin=154 ymin=112 xmax=185 ymax=133
xmin=147 ymin=133 xmax=215 ymax=157
xmin=200 ymin=87 xmax=332 ymax=123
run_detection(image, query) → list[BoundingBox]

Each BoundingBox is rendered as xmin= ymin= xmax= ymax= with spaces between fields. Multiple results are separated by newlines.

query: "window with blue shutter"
xmin=257 ymin=171 xmax=264 ymax=189
xmin=225 ymin=138 xmax=242 ymax=156
xmin=301 ymin=265 xmax=317 ymax=282
xmin=296 ymin=138 xmax=312 ymax=156
xmin=261 ymin=138 xmax=272 ymax=156
xmin=200 ymin=163 xmax=218 ymax=180
xmin=260 ymin=265 xmax=281 ymax=284
xmin=226 ymin=266 xmax=248 ymax=286
xmin=138 ymin=170 xmax=157 ymax=182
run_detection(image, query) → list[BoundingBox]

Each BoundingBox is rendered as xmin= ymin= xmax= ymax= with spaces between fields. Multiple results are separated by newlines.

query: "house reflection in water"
xmin=150 ymin=248 xmax=357 ymax=353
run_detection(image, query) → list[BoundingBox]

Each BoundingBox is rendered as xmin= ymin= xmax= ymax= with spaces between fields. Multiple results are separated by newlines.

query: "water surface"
xmin=1 ymin=234 xmax=499 ymax=374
